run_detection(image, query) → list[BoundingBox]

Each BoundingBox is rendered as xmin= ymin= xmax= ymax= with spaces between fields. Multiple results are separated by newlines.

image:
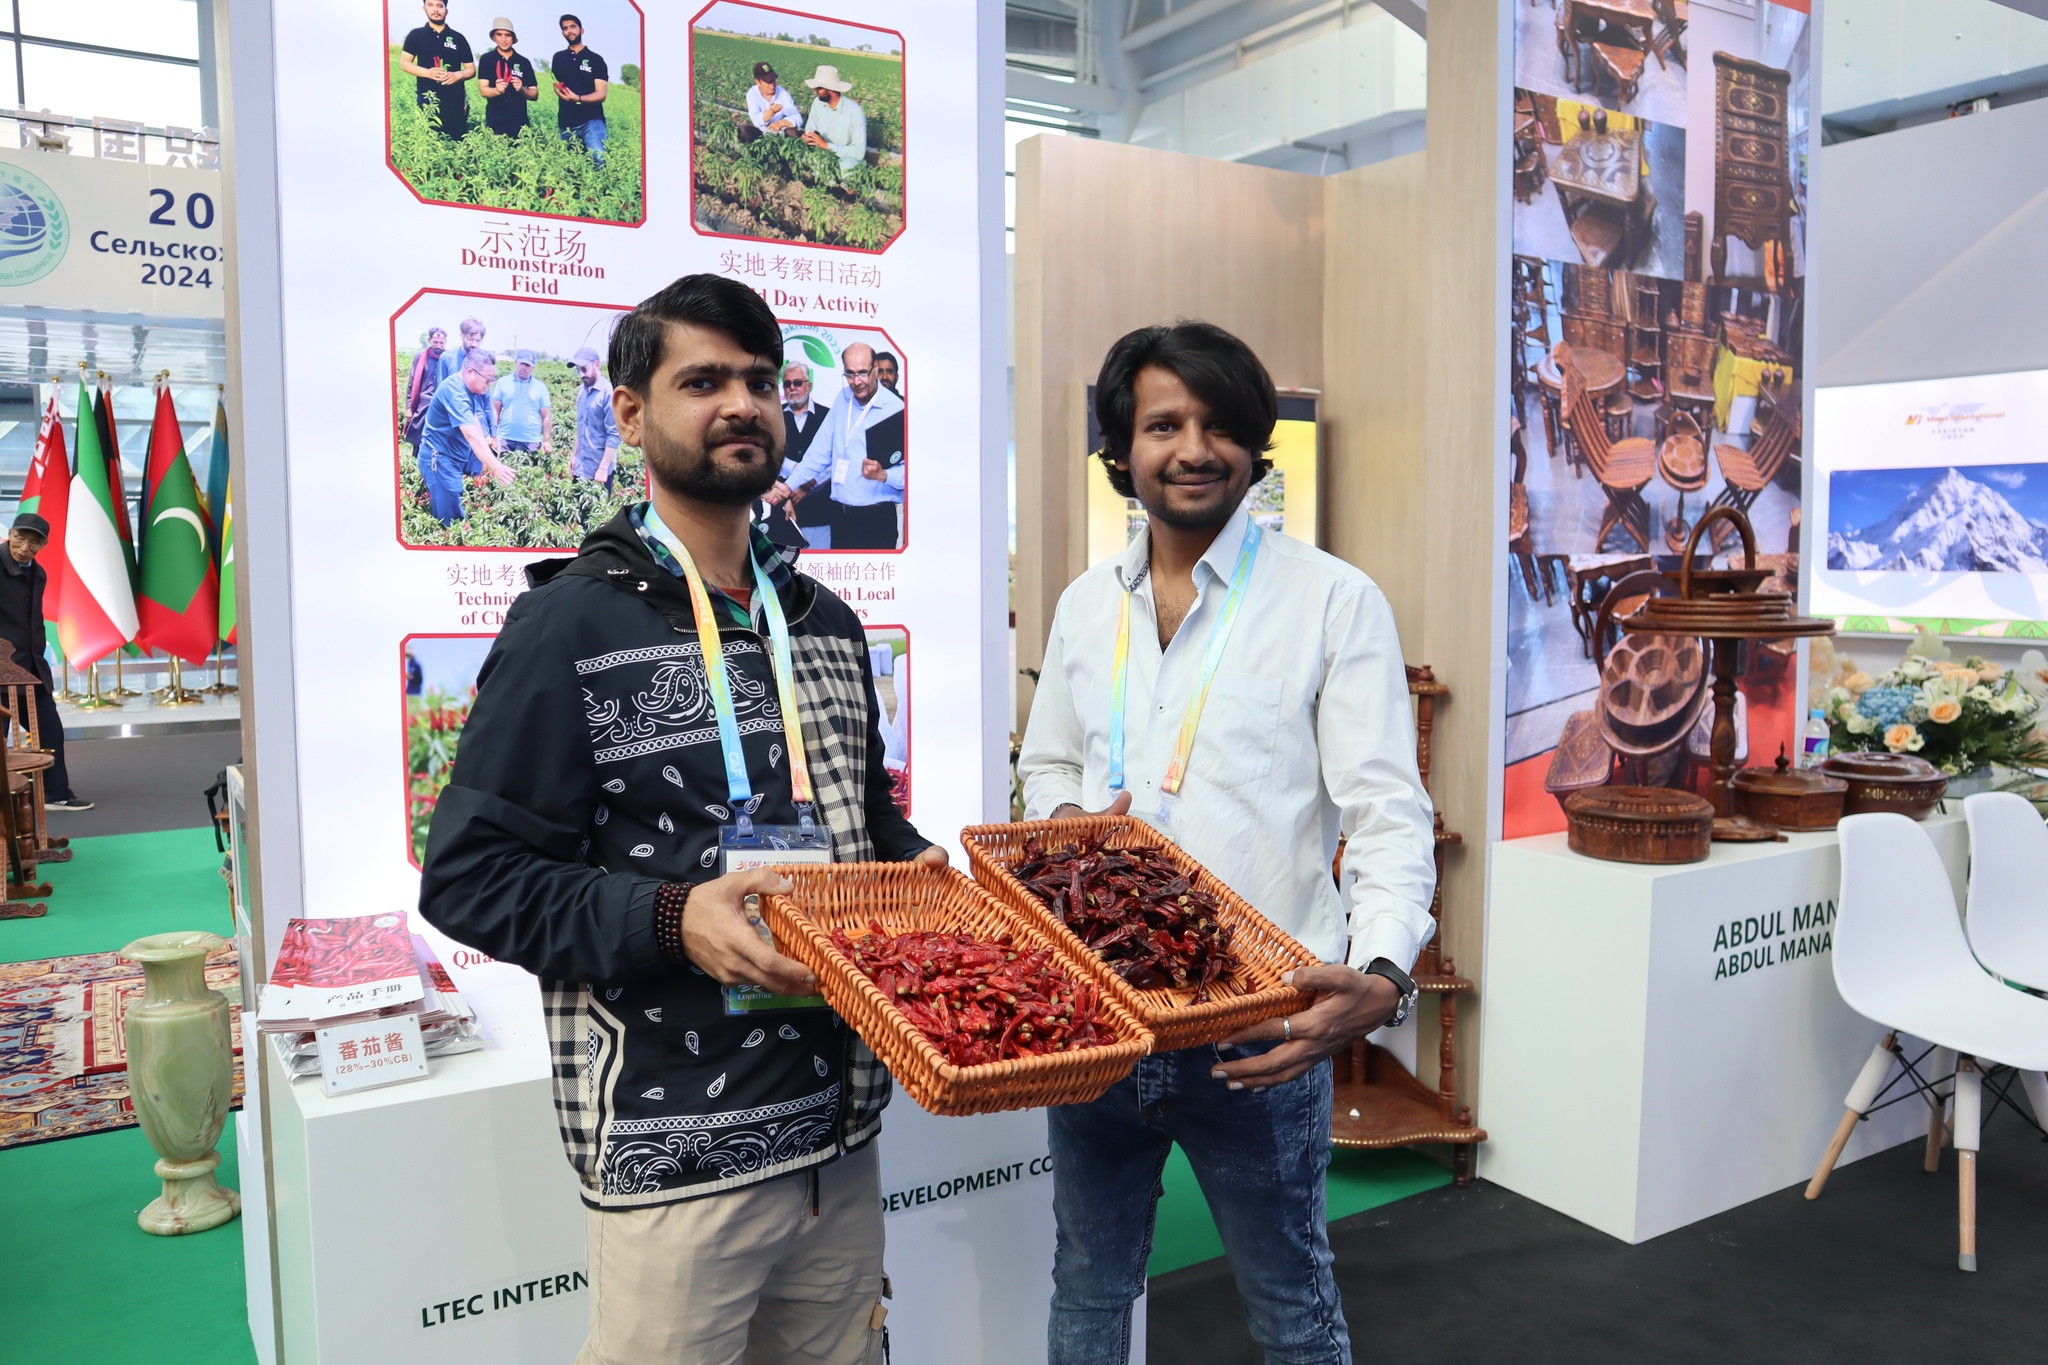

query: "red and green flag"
xmin=202 ymin=391 xmax=229 ymax=569
xmin=93 ymin=376 xmax=138 ymax=588
xmin=136 ymin=379 xmax=219 ymax=664
xmin=20 ymin=387 xmax=71 ymax=628
xmin=59 ymin=373 xmax=138 ymax=664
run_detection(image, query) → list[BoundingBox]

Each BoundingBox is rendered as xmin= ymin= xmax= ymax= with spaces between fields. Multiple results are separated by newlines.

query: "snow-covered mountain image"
xmin=1827 ymin=465 xmax=2048 ymax=573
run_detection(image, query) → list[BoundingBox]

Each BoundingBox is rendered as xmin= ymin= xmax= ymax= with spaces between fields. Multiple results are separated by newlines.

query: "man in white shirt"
xmin=741 ymin=61 xmax=799 ymax=142
xmin=1019 ymin=321 xmax=1437 ymax=1365
xmin=783 ymin=343 xmax=903 ymax=550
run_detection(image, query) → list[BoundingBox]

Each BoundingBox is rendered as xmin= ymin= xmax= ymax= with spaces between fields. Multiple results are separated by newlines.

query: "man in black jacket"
xmin=420 ymin=275 xmax=941 ymax=1365
xmin=0 ymin=513 xmax=85 ymax=813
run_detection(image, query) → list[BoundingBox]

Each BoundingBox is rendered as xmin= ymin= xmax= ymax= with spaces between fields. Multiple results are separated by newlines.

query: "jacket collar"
xmin=529 ymin=506 xmax=816 ymax=627
xmin=1115 ymin=495 xmax=1255 ymax=594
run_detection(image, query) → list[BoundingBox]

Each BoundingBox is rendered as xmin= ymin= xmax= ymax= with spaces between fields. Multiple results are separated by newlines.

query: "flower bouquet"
xmin=1822 ymin=635 xmax=2048 ymax=779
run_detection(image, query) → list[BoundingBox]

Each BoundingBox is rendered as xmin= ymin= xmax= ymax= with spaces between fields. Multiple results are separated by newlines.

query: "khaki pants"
xmin=575 ymin=1143 xmax=886 ymax=1365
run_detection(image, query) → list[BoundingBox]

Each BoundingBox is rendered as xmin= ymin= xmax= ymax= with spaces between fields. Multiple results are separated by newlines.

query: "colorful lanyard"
xmin=1109 ymin=517 xmax=1262 ymax=821
xmin=645 ymin=516 xmax=817 ymax=837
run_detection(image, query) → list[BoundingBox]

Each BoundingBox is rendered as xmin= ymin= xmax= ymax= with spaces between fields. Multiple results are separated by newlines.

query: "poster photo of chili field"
xmin=690 ymin=2 xmax=905 ymax=251
xmin=386 ymin=0 xmax=646 ymax=225
xmin=393 ymin=289 xmax=644 ymax=549
xmin=404 ymin=634 xmax=495 ymax=867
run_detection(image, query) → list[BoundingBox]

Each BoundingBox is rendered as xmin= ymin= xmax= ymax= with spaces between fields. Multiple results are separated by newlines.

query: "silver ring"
xmin=1282 ymin=1016 xmax=1292 ymax=1042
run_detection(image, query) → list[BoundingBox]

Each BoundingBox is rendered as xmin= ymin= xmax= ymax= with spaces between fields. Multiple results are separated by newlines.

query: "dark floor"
xmin=50 ymin=729 xmax=241 ymax=837
xmin=1149 ymin=1121 xmax=2048 ymax=1363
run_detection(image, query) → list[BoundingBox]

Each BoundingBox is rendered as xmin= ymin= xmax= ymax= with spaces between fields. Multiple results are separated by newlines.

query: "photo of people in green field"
xmin=392 ymin=291 xmax=644 ymax=549
xmin=387 ymin=0 xmax=645 ymax=224
xmin=691 ymin=2 xmax=904 ymax=251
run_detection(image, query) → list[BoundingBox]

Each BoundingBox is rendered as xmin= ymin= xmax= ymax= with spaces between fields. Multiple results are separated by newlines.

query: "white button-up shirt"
xmin=1019 ymin=499 xmax=1438 ymax=972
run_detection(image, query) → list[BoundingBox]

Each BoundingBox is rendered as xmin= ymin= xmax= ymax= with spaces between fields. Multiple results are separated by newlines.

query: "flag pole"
xmin=155 ymin=655 xmax=201 ymax=707
xmin=74 ymin=661 xmax=117 ymax=710
xmin=202 ymin=639 xmax=238 ymax=696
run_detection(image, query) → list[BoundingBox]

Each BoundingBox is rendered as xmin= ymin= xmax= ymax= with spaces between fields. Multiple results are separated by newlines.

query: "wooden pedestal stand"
xmin=1329 ymin=665 xmax=1486 ymax=1186
xmin=1621 ymin=507 xmax=1833 ymax=839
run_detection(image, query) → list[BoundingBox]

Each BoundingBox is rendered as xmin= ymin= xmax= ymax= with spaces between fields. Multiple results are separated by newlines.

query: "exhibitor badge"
xmin=0 ymin=162 xmax=68 ymax=285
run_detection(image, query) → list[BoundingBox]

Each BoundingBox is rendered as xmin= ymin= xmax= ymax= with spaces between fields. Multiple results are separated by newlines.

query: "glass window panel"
xmin=21 ymin=44 xmax=201 ymax=129
xmin=16 ymin=0 xmax=200 ymax=62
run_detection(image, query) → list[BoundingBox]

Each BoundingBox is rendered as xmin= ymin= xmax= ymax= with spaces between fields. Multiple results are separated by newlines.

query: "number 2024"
xmin=148 ymin=188 xmax=215 ymax=230
xmin=142 ymin=263 xmax=213 ymax=288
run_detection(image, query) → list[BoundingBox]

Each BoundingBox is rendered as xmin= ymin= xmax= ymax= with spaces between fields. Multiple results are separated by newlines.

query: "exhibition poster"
xmin=247 ymin=0 xmax=1010 ymax=1359
xmin=1500 ymin=1 xmax=1813 ymax=837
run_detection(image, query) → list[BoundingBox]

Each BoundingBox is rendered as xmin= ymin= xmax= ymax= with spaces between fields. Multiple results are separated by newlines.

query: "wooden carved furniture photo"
xmin=1509 ymin=421 xmax=1552 ymax=605
xmin=1620 ymin=506 xmax=1834 ymax=839
xmin=1552 ymin=107 xmax=1650 ymax=269
xmin=1562 ymin=552 xmax=1653 ymax=658
xmin=1705 ymin=378 xmax=1800 ymax=545
xmin=1649 ymin=0 xmax=1687 ymax=67
xmin=1330 ymin=665 xmax=1484 ymax=1186
xmin=1629 ymin=275 xmax=1664 ymax=400
xmin=1709 ymin=53 xmax=1797 ymax=291
xmin=1656 ymin=406 xmax=1708 ymax=552
xmin=1538 ymin=336 xmax=1624 ymax=476
xmin=1558 ymin=343 xmax=1656 ymax=553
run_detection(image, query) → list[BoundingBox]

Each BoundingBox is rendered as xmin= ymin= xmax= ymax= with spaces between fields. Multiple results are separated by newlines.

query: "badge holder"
xmin=719 ymin=805 xmax=832 ymax=1014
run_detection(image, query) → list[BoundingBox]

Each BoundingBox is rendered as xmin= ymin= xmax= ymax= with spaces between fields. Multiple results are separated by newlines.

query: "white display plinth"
xmin=265 ymin=1037 xmax=587 ymax=1363
xmin=1478 ymin=813 xmax=1965 ymax=1244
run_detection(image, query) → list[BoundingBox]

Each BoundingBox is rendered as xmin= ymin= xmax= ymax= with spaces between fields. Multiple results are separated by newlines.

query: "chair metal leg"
xmin=1955 ymin=1057 xmax=1982 ymax=1272
xmin=1807 ymin=1034 xmax=1896 ymax=1199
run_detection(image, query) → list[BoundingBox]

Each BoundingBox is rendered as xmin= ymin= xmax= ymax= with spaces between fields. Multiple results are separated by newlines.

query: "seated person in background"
xmin=802 ymin=67 xmax=867 ymax=174
xmin=741 ymin=61 xmax=800 ymax=142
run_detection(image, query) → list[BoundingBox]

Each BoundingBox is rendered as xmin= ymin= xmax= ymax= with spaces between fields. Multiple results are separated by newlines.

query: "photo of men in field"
xmin=691 ymin=2 xmax=905 ymax=251
xmin=388 ymin=1 xmax=645 ymax=224
xmin=392 ymin=292 xmax=644 ymax=549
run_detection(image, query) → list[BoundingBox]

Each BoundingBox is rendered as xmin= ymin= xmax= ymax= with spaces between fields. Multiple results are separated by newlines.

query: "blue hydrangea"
xmin=1857 ymin=686 xmax=1918 ymax=728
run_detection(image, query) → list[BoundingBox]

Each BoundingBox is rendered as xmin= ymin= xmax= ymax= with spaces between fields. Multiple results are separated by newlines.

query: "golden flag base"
xmin=71 ymin=662 xmax=122 ymax=710
xmin=105 ymin=653 xmax=143 ymax=699
xmin=153 ymin=657 xmax=204 ymax=708
xmin=200 ymin=642 xmax=237 ymax=696
xmin=51 ymin=659 xmax=84 ymax=704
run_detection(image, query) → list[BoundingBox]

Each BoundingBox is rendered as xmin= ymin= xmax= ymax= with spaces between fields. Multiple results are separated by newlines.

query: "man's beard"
xmin=644 ymin=416 xmax=781 ymax=506
xmin=1144 ymin=461 xmax=1249 ymax=530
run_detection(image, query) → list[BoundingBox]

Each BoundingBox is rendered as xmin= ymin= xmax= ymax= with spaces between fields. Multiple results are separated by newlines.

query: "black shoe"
xmin=46 ymin=797 xmax=94 ymax=811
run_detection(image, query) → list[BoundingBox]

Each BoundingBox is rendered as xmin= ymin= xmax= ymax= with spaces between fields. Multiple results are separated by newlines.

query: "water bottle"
xmin=1800 ymin=707 xmax=1830 ymax=769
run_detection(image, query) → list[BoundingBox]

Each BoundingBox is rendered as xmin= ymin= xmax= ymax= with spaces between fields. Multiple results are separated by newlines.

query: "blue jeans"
xmin=560 ymin=117 xmax=607 ymax=166
xmin=1048 ymin=1045 xmax=1347 ymax=1365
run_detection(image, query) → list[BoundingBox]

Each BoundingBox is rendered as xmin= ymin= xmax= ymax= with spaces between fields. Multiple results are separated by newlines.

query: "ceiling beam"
xmin=1119 ymin=0 xmax=1244 ymax=52
xmin=1991 ymin=0 xmax=2048 ymax=21
xmin=1006 ymin=67 xmax=1124 ymax=113
xmin=1379 ymin=0 xmax=1427 ymax=39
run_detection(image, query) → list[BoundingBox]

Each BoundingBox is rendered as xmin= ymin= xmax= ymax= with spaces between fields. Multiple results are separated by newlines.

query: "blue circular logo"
xmin=0 ymin=163 xmax=67 ymax=285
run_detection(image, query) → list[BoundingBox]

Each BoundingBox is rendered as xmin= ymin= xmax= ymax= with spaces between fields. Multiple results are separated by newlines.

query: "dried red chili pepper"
xmin=1010 ymin=836 xmax=1244 ymax=1004
xmin=830 ymin=923 xmax=1115 ymax=1067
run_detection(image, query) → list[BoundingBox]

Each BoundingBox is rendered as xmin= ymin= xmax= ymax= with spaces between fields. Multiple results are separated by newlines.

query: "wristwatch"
xmin=1361 ymin=957 xmax=1419 ymax=1029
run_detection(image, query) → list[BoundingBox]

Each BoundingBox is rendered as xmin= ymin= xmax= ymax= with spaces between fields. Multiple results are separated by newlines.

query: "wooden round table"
xmin=1537 ymin=348 xmax=1626 ymax=470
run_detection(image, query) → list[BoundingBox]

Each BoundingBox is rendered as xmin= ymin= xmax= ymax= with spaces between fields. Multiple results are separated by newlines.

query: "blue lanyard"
xmin=1108 ymin=517 xmax=1262 ymax=816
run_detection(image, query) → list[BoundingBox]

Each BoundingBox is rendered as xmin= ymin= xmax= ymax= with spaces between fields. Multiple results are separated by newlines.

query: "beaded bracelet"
xmin=654 ymin=881 xmax=697 ymax=964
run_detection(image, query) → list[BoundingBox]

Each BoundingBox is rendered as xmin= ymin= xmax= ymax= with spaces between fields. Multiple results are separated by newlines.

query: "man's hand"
xmin=913 ymin=845 xmax=949 ymax=871
xmin=596 ymin=450 xmax=617 ymax=482
xmin=762 ymin=480 xmax=794 ymax=506
xmin=482 ymin=455 xmax=516 ymax=487
xmin=681 ymin=869 xmax=818 ymax=996
xmin=555 ymin=82 xmax=574 ymax=99
xmin=802 ymin=131 xmax=827 ymax=149
xmin=861 ymin=457 xmax=887 ymax=482
xmin=1210 ymin=966 xmax=1401 ymax=1092
xmin=1049 ymin=791 xmax=1133 ymax=822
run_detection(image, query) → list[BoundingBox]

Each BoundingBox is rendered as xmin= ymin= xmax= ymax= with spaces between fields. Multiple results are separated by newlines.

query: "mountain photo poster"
xmin=1827 ymin=465 xmax=2048 ymax=574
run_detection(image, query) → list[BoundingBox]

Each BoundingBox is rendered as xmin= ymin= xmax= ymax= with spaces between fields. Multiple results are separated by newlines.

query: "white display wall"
xmin=226 ymin=1 xmax=1014 ymax=1360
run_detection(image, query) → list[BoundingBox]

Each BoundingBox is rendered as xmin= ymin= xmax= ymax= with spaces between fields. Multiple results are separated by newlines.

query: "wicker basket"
xmin=762 ymin=862 xmax=1151 ymax=1117
xmin=962 ymin=816 xmax=1317 ymax=1053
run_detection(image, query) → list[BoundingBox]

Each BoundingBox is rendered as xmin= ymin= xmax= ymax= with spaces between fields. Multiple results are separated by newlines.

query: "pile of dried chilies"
xmin=1010 ymin=836 xmax=1243 ymax=1003
xmin=831 ymin=924 xmax=1116 ymax=1066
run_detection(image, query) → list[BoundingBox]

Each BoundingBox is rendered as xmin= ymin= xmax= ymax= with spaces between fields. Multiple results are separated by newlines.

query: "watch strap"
xmin=1362 ymin=956 xmax=1416 ymax=996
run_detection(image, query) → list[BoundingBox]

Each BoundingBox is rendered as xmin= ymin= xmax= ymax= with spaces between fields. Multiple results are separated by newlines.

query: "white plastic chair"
xmin=1964 ymin=792 xmax=2048 ymax=993
xmin=1806 ymin=812 xmax=2048 ymax=1271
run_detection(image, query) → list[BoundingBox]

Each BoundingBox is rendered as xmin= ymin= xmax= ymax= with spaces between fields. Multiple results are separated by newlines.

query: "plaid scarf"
xmin=629 ymin=501 xmax=802 ymax=628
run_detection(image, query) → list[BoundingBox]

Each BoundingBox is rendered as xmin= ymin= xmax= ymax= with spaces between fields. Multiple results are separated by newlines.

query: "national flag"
xmin=202 ymin=391 xmax=229 ymax=569
xmin=59 ymin=373 xmax=139 ymax=664
xmin=136 ymin=378 xmax=220 ymax=665
xmin=93 ymin=377 xmax=138 ymax=588
xmin=20 ymin=387 xmax=71 ymax=628
xmin=218 ymin=500 xmax=236 ymax=645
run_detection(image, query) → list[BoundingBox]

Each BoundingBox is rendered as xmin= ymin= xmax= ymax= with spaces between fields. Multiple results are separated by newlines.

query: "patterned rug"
xmin=0 ymin=946 xmax=244 ymax=1151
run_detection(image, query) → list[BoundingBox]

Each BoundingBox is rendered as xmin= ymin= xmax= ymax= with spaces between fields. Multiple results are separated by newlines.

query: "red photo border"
xmin=382 ymin=0 xmax=650 ymax=228
xmin=388 ymin=290 xmax=912 ymax=556
xmin=401 ymin=631 xmax=498 ymax=871
xmin=389 ymin=285 xmax=633 ymax=554
xmin=686 ymin=0 xmax=906 ymax=256
xmin=863 ymin=621 xmax=912 ymax=818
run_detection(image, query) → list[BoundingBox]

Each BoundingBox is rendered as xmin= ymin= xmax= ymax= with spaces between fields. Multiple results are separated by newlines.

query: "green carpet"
xmin=0 ymin=828 xmax=255 ymax=1364
xmin=1148 ymin=1144 xmax=1454 ymax=1276
xmin=1 ymin=827 xmax=229 ymax=964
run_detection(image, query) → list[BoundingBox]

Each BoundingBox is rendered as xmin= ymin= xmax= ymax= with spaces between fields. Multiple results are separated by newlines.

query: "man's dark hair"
xmin=1092 ymin=321 xmax=1275 ymax=498
xmin=608 ymin=274 xmax=785 ymax=396
xmin=560 ymin=13 xmax=582 ymax=27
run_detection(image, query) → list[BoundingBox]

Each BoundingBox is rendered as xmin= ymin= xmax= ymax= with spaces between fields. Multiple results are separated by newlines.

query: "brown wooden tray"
xmin=764 ymin=863 xmax=1151 ymax=1117
xmin=962 ymin=816 xmax=1318 ymax=1053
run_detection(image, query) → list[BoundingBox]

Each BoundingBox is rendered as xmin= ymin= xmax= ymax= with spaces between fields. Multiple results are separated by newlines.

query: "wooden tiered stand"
xmin=1329 ymin=665 xmax=1485 ymax=1186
